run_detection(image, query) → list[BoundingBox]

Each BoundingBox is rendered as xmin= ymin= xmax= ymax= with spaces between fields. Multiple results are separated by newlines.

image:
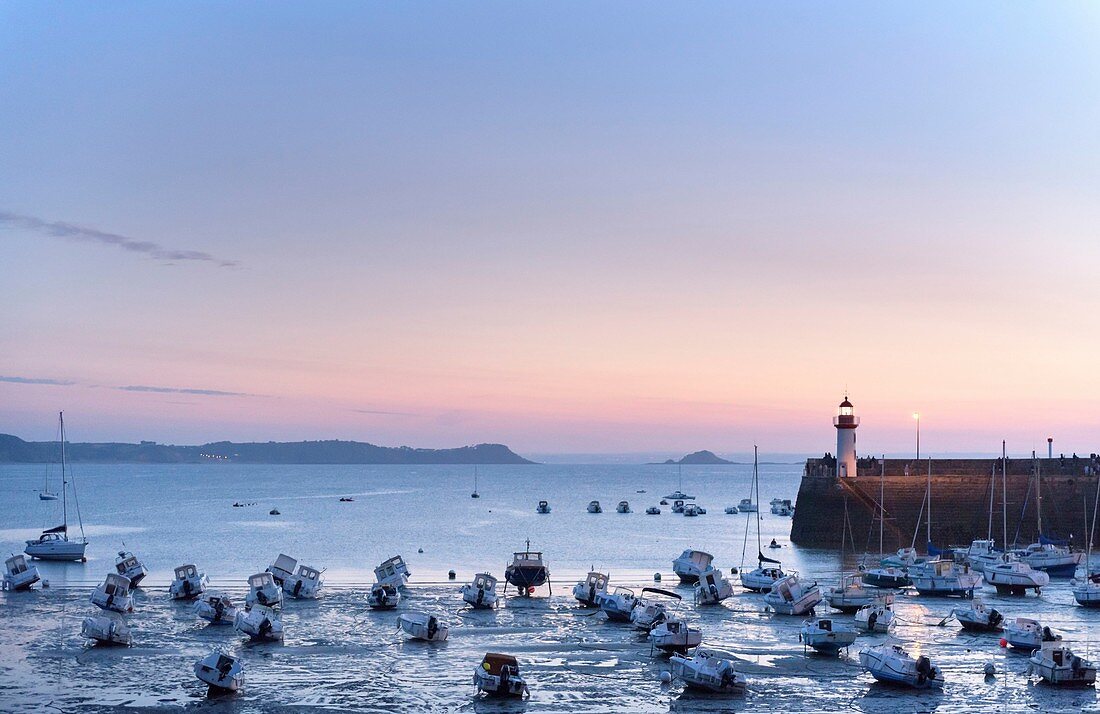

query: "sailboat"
xmin=38 ymin=462 xmax=58 ymax=500
xmin=664 ymin=463 xmax=695 ymax=500
xmin=1011 ymin=453 xmax=1082 ymax=576
xmin=985 ymin=443 xmax=1048 ymax=594
xmin=740 ymin=446 xmax=785 ymax=591
xmin=910 ymin=459 xmax=982 ymax=597
xmin=825 ymin=498 xmax=875 ymax=611
xmin=471 ymin=464 xmax=480 ymax=499
xmin=1072 ymin=462 xmax=1100 ymax=607
xmin=861 ymin=457 xmax=912 ymax=588
xmin=25 ymin=412 xmax=88 ymax=561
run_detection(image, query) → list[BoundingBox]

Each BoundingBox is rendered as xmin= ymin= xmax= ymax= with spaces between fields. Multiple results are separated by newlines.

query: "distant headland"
xmin=0 ymin=434 xmax=534 ymax=465
xmin=651 ymin=450 xmax=735 ymax=465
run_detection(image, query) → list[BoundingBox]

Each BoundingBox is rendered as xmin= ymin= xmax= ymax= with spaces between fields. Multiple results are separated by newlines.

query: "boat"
xmin=38 ymin=453 xmax=58 ymax=500
xmin=536 ymin=500 xmax=551 ymax=514
xmin=283 ymin=564 xmax=323 ymax=599
xmin=740 ymin=446 xmax=786 ymax=591
xmin=724 ymin=505 xmax=739 ymax=515
xmin=616 ymin=500 xmax=631 ymax=514
xmin=194 ymin=591 xmax=239 ymax=625
xmin=664 ymin=465 xmax=696 ymax=501
xmin=81 ymin=613 xmax=132 ymax=646
xmin=664 ymin=491 xmax=695 ymax=500
xmin=2 ymin=554 xmax=40 ymax=591
xmin=1013 ymin=455 xmax=1084 ymax=577
xmin=461 ymin=572 xmax=499 ymax=609
xmin=471 ymin=464 xmax=480 ymax=499
xmin=880 ymin=547 xmax=927 ymax=568
xmin=474 ymin=653 xmax=529 ymax=698
xmin=597 ymin=586 xmax=639 ymax=622
xmin=669 ymin=648 xmax=747 ymax=694
xmin=114 ymin=551 xmax=148 ymax=588
xmin=696 ymin=506 xmax=707 ymax=514
xmin=266 ymin=553 xmax=298 ymax=586
xmin=768 ymin=539 xmax=782 ymax=549
xmin=764 ymin=574 xmax=823 ymax=616
xmin=1029 ymin=640 xmax=1097 ymax=686
xmin=742 ymin=564 xmax=784 ymax=592
xmin=368 ymin=583 xmax=401 ymax=609
xmin=25 ymin=413 xmax=88 ymax=562
xmin=854 ymin=595 xmax=895 ymax=633
xmin=683 ymin=503 xmax=701 ymax=517
xmin=737 ymin=498 xmax=757 ymax=513
xmin=963 ymin=540 xmax=1002 ymax=573
xmin=911 ymin=558 xmax=982 ymax=597
xmin=168 ymin=564 xmax=208 ymax=600
xmin=1073 ymin=469 xmax=1100 ymax=607
xmin=245 ymin=572 xmax=282 ymax=607
xmin=859 ymin=642 xmax=944 ymax=689
xmin=269 ymin=508 xmax=280 ymax=515
xmin=825 ymin=573 xmax=876 ymax=613
xmin=630 ymin=588 xmax=681 ymax=630
xmin=671 ymin=499 xmax=686 ymax=514
xmin=339 ymin=497 xmax=354 ymax=502
xmin=374 ymin=555 xmax=411 ymax=589
xmin=771 ymin=499 xmax=794 ymax=516
xmin=660 ymin=499 xmax=669 ymax=505
xmin=1005 ymin=617 xmax=1059 ymax=651
xmin=90 ymin=573 xmax=134 ymax=613
xmin=694 ymin=568 xmax=734 ymax=605
xmin=672 ymin=549 xmax=714 ymax=584
xmin=646 ymin=506 xmax=661 ymax=515
xmin=504 ymin=540 xmax=549 ymax=596
xmin=800 ymin=617 xmax=858 ymax=655
xmin=397 ymin=612 xmax=449 ymax=642
xmin=861 ymin=566 xmax=911 ymax=589
xmin=194 ymin=652 xmax=244 ymax=693
xmin=587 ymin=500 xmax=603 ymax=514
xmin=650 ymin=617 xmax=702 ymax=654
xmin=985 ymin=555 xmax=1049 ymax=594
xmin=572 ymin=571 xmax=609 ymax=607
xmin=952 ymin=596 xmax=1004 ymax=632
xmin=234 ymin=604 xmax=284 ymax=641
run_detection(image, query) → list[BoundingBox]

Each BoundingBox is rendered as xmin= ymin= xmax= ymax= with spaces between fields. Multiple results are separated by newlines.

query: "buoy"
xmin=999 ymin=638 xmax=1008 ymax=648
xmin=653 ymin=572 xmax=662 ymax=582
xmin=659 ymin=671 xmax=672 ymax=684
xmin=527 ymin=586 xmax=536 ymax=595
xmin=42 ymin=580 xmax=49 ymax=588
xmin=448 ymin=570 xmax=456 ymax=580
xmin=418 ymin=548 xmax=424 ymax=554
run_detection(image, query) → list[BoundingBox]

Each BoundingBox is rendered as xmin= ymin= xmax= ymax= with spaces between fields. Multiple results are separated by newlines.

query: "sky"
xmin=3 ymin=2 xmax=1100 ymax=456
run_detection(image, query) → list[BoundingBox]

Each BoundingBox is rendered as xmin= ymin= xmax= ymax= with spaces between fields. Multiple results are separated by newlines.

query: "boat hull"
xmin=24 ymin=540 xmax=87 ymax=561
xmin=505 ymin=566 xmax=548 ymax=591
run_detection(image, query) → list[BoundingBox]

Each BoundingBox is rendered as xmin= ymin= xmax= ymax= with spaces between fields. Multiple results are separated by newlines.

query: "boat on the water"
xmin=283 ymin=564 xmax=323 ymax=599
xmin=764 ymin=574 xmax=823 ymax=616
xmin=1005 ymin=617 xmax=1059 ymax=651
xmin=771 ymin=499 xmax=794 ymax=516
xmin=694 ymin=568 xmax=734 ymax=605
xmin=375 ymin=555 xmax=411 ymax=589
xmin=368 ymin=583 xmax=401 ymax=609
xmin=474 ymin=653 xmax=529 ymax=698
xmin=800 ymin=617 xmax=858 ymax=655
xmin=25 ymin=413 xmax=88 ymax=562
xmin=859 ymin=642 xmax=944 ymax=689
xmin=397 ymin=612 xmax=449 ymax=641
xmin=854 ymin=595 xmax=895 ymax=633
xmin=90 ymin=573 xmax=134 ymax=614
xmin=952 ymin=596 xmax=1004 ymax=632
xmin=471 ymin=464 xmax=480 ymax=499
xmin=825 ymin=573 xmax=876 ymax=613
xmin=911 ymin=558 xmax=982 ymax=597
xmin=738 ymin=498 xmax=757 ymax=513
xmin=1029 ymin=640 xmax=1097 ymax=686
xmin=672 ymin=549 xmax=713 ymax=584
xmin=266 ymin=554 xmax=297 ymax=586
xmin=587 ymin=500 xmax=603 ymax=514
xmin=536 ymin=500 xmax=551 ymax=514
xmin=194 ymin=591 xmax=239 ymax=625
xmin=880 ymin=547 xmax=927 ymax=569
xmin=740 ymin=447 xmax=786 ymax=592
xmin=985 ymin=555 xmax=1049 ymax=594
xmin=461 ymin=572 xmax=499 ymax=609
xmin=671 ymin=499 xmax=686 ymax=514
xmin=2 ymin=554 xmax=40 ymax=591
xmin=645 ymin=506 xmax=661 ymax=515
xmin=504 ymin=540 xmax=549 ymax=595
xmin=114 ymin=551 xmax=148 ymax=588
xmin=616 ymin=500 xmax=631 ymax=514
xmin=81 ymin=613 xmax=132 ymax=646
xmin=683 ymin=503 xmax=701 ymax=517
xmin=724 ymin=505 xmax=739 ymax=515
xmin=669 ymin=648 xmax=747 ymax=694
xmin=572 ymin=571 xmax=609 ymax=607
xmin=234 ymin=604 xmax=284 ymax=641
xmin=245 ymin=572 xmax=282 ymax=607
xmin=194 ymin=652 xmax=244 ymax=693
xmin=650 ymin=617 xmax=702 ymax=654
xmin=169 ymin=564 xmax=208 ymax=600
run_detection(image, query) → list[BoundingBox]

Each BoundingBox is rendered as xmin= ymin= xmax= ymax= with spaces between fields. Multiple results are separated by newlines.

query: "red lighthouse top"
xmin=834 ymin=396 xmax=859 ymax=428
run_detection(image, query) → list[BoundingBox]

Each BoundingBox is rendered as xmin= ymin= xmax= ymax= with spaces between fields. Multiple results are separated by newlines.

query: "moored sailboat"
xmin=25 ymin=413 xmax=88 ymax=562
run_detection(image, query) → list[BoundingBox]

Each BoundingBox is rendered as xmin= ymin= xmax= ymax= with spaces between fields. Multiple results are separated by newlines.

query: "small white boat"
xmin=825 ymin=573 xmax=876 ymax=613
xmin=800 ymin=617 xmax=858 ymax=655
xmin=741 ymin=564 xmax=785 ymax=592
xmin=616 ymin=500 xmax=631 ymax=514
xmin=194 ymin=651 xmax=244 ymax=693
xmin=650 ymin=617 xmax=702 ymax=654
xmin=672 ymin=549 xmax=714 ymax=584
xmin=854 ymin=595 xmax=895 ymax=633
xmin=2 ymin=554 xmax=40 ymax=591
xmin=90 ymin=573 xmax=134 ymax=613
xmin=375 ymin=555 xmax=411 ymax=589
xmin=597 ymin=587 xmax=639 ymax=622
xmin=683 ymin=504 xmax=701 ymax=517
xmin=397 ymin=612 xmax=449 ymax=642
xmin=572 ymin=571 xmax=609 ymax=607
xmin=645 ymin=506 xmax=661 ymax=515
xmin=195 ymin=591 xmax=239 ymax=625
xmin=963 ymin=539 xmax=1002 ymax=573
xmin=910 ymin=559 xmax=982 ymax=597
xmin=664 ymin=490 xmax=695 ymax=500
xmin=770 ymin=498 xmax=794 ymax=515
xmin=952 ymin=596 xmax=1004 ymax=632
xmin=283 ymin=564 xmax=323 ymax=599
xmin=474 ymin=653 xmax=529 ymax=698
xmin=764 ymin=574 xmax=823 ymax=616
xmin=859 ymin=642 xmax=944 ymax=689
xmin=1013 ymin=542 xmax=1082 ymax=577
xmin=81 ymin=613 xmax=132 ymax=646
xmin=985 ymin=555 xmax=1049 ymax=594
xmin=245 ymin=572 xmax=282 ymax=608
xmin=724 ymin=505 xmax=739 ymax=515
xmin=461 ymin=572 xmax=499 ymax=609
xmin=737 ymin=498 xmax=757 ymax=513
xmin=113 ymin=551 xmax=148 ymax=588
xmin=536 ymin=500 xmax=551 ymax=514
xmin=1072 ymin=574 xmax=1100 ymax=607
xmin=368 ymin=583 xmax=401 ymax=609
xmin=266 ymin=553 xmax=298 ymax=586
xmin=670 ymin=648 xmax=747 ymax=694
xmin=587 ymin=500 xmax=603 ymax=514
xmin=631 ymin=601 xmax=669 ymax=630
xmin=880 ymin=547 xmax=927 ymax=568
xmin=234 ymin=604 xmax=284 ymax=641
xmin=1029 ymin=640 xmax=1097 ymax=686
xmin=169 ymin=564 xmax=208 ymax=600
xmin=1005 ymin=617 xmax=1059 ymax=651
xmin=671 ymin=499 xmax=686 ymax=514
xmin=694 ymin=568 xmax=734 ymax=605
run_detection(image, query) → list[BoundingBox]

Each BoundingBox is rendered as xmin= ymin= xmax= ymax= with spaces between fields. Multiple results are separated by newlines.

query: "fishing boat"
xmin=771 ymin=499 xmax=794 ymax=516
xmin=671 ymin=499 xmax=686 ymax=514
xmin=952 ymin=596 xmax=1004 ymax=632
xmin=630 ymin=588 xmax=681 ymax=630
xmin=474 ymin=653 xmax=529 ymax=698
xmin=374 ymin=555 xmax=411 ymax=589
xmin=1028 ymin=640 xmax=1097 ymax=686
xmin=25 ymin=413 xmax=88 ymax=562
xmin=650 ymin=617 xmax=702 ymax=654
xmin=397 ymin=612 xmax=449 ymax=642
xmin=536 ymin=500 xmax=551 ymax=514
xmin=587 ymin=500 xmax=603 ymax=514
xmin=672 ymin=550 xmax=714 ymax=584
xmin=461 ymin=572 xmax=499 ymax=609
xmin=859 ymin=642 xmax=944 ymax=689
xmin=764 ymin=574 xmax=823 ymax=616
xmin=694 ymin=568 xmax=734 ymax=605
xmin=504 ymin=540 xmax=549 ymax=595
xmin=169 ymin=564 xmax=208 ymax=600
xmin=616 ymin=500 xmax=631 ymax=514
xmin=194 ymin=652 xmax=244 ymax=693
xmin=194 ymin=591 xmax=239 ymax=625
xmin=2 ymin=554 xmax=40 ymax=591
xmin=114 ymin=551 xmax=148 ymax=588
xmin=646 ymin=506 xmax=661 ymax=515
xmin=825 ymin=573 xmax=876 ymax=613
xmin=368 ymin=583 xmax=401 ymax=609
xmin=597 ymin=586 xmax=639 ymax=622
xmin=738 ymin=498 xmax=757 ymax=512
xmin=669 ymin=649 xmax=747 ymax=694
xmin=471 ymin=464 xmax=480 ymax=499
xmin=234 ymin=604 xmax=284 ymax=641
xmin=266 ymin=553 xmax=298 ymax=586
xmin=1005 ymin=617 xmax=1059 ymax=651
xmin=854 ymin=595 xmax=895 ymax=633
xmin=724 ymin=505 xmax=739 ymax=515
xmin=283 ymin=564 xmax=323 ymax=599
xmin=90 ymin=573 xmax=134 ymax=613
xmin=81 ymin=613 xmax=132 ymax=646
xmin=985 ymin=555 xmax=1049 ymax=594
xmin=800 ymin=617 xmax=858 ymax=655
xmin=572 ymin=571 xmax=609 ymax=607
xmin=245 ymin=572 xmax=282 ymax=607
xmin=740 ymin=447 xmax=786 ymax=591
xmin=683 ymin=503 xmax=701 ymax=517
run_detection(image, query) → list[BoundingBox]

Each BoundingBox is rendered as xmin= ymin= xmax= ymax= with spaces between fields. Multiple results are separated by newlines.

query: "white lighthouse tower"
xmin=834 ymin=395 xmax=859 ymax=477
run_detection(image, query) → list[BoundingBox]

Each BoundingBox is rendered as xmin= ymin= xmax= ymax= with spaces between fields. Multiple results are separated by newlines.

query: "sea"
xmin=1 ymin=462 xmax=1098 ymax=712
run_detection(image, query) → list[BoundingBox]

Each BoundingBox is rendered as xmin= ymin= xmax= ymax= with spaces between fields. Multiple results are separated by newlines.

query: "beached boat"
xmin=861 ymin=566 xmax=911 ymax=589
xmin=963 ymin=539 xmax=1002 ymax=573
xmin=911 ymin=559 xmax=982 ymax=597
xmin=985 ymin=555 xmax=1049 ymax=594
xmin=90 ymin=573 xmax=134 ymax=613
xmin=194 ymin=591 xmax=239 ymax=625
xmin=616 ymin=500 xmax=631 ymax=514
xmin=854 ymin=595 xmax=895 ymax=633
xmin=738 ymin=498 xmax=757 ymax=513
xmin=283 ymin=564 xmax=323 ymax=599
xmin=169 ymin=564 xmax=208 ymax=600
xmin=764 ymin=574 xmax=823 ymax=616
xmin=81 ymin=613 xmax=132 ymax=646
xmin=859 ymin=642 xmax=944 ymax=689
xmin=597 ymin=587 xmax=639 ymax=622
xmin=114 ymin=551 xmax=148 ymax=588
xmin=374 ymin=555 xmax=411 ymax=589
xmin=474 ymin=653 xmax=529 ymax=698
xmin=683 ymin=503 xmax=701 ymax=517
xmin=368 ymin=583 xmax=401 ymax=609
xmin=724 ymin=505 xmax=739 ymax=515
xmin=650 ymin=617 xmax=702 ymax=654
xmin=740 ymin=447 xmax=787 ymax=592
xmin=1073 ymin=575 xmax=1100 ymax=608
xmin=800 ymin=617 xmax=858 ymax=655
xmin=671 ymin=499 xmax=686 ymax=514
xmin=587 ymin=500 xmax=603 ymax=514
xmin=266 ymin=553 xmax=297 ymax=586
xmin=1005 ymin=617 xmax=1059 ymax=651
xmin=234 ymin=604 xmax=284 ymax=641
xmin=2 ymin=554 xmax=40 ymax=591
xmin=1029 ymin=640 xmax=1096 ymax=686
xmin=826 ymin=573 xmax=876 ymax=613
xmin=462 ymin=572 xmax=499 ymax=609
xmin=504 ymin=541 xmax=549 ymax=595
xmin=25 ymin=414 xmax=87 ymax=562
xmin=673 ymin=549 xmax=714 ymax=584
xmin=952 ymin=596 xmax=1004 ymax=632
xmin=536 ymin=500 xmax=551 ymax=514
xmin=630 ymin=588 xmax=681 ymax=630
xmin=397 ymin=612 xmax=449 ymax=642
xmin=880 ymin=547 xmax=927 ymax=569
xmin=572 ymin=571 xmax=609 ymax=607
xmin=646 ymin=506 xmax=661 ymax=515
xmin=245 ymin=572 xmax=282 ymax=607
xmin=694 ymin=568 xmax=734 ymax=605
xmin=1013 ymin=542 xmax=1083 ymax=578
xmin=194 ymin=652 xmax=244 ymax=693
xmin=742 ymin=564 xmax=785 ymax=592
xmin=670 ymin=649 xmax=747 ymax=694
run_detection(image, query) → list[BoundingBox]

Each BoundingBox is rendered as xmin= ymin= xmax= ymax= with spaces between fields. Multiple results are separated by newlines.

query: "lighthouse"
xmin=834 ymin=396 xmax=859 ymax=477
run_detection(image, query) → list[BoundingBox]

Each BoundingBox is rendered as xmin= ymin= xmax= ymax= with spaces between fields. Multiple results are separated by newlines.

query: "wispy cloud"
xmin=352 ymin=408 xmax=418 ymax=417
xmin=117 ymin=385 xmax=252 ymax=397
xmin=0 ymin=375 xmax=76 ymax=386
xmin=0 ymin=211 xmax=239 ymax=268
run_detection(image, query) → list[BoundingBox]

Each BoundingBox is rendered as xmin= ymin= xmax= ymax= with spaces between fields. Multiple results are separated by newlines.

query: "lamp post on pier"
xmin=913 ymin=412 xmax=920 ymax=463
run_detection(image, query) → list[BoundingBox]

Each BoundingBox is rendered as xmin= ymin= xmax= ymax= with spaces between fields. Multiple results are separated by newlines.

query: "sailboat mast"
xmin=1089 ymin=464 xmax=1100 ymax=576
xmin=879 ymin=456 xmax=884 ymax=557
xmin=1002 ymin=441 xmax=1008 ymax=552
xmin=60 ymin=411 xmax=68 ymax=536
xmin=754 ymin=445 xmax=762 ymax=561
xmin=987 ymin=463 xmax=995 ymax=542
xmin=926 ymin=457 xmax=932 ymax=551
xmin=1034 ymin=451 xmax=1043 ymax=540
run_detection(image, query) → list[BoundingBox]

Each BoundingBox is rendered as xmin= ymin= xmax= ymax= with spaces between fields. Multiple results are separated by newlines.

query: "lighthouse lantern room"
xmin=834 ymin=396 xmax=859 ymax=477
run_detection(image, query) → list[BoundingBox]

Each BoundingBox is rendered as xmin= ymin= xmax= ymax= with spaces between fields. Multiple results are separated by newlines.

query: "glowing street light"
xmin=912 ymin=412 xmax=920 ymax=462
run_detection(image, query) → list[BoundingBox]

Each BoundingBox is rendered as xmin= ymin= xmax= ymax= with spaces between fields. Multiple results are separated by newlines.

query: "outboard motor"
xmin=293 ymin=580 xmax=303 ymax=597
xmin=476 ymin=588 xmax=485 ymax=605
xmin=867 ymin=611 xmax=878 ymax=630
xmin=989 ymin=609 xmax=1003 ymax=627
xmin=183 ymin=580 xmax=193 ymax=596
xmin=916 ymin=655 xmax=932 ymax=683
xmin=427 ymin=616 xmax=438 ymax=639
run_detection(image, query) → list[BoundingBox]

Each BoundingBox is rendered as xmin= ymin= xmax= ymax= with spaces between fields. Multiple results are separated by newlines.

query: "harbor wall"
xmin=790 ymin=457 xmax=1100 ymax=550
